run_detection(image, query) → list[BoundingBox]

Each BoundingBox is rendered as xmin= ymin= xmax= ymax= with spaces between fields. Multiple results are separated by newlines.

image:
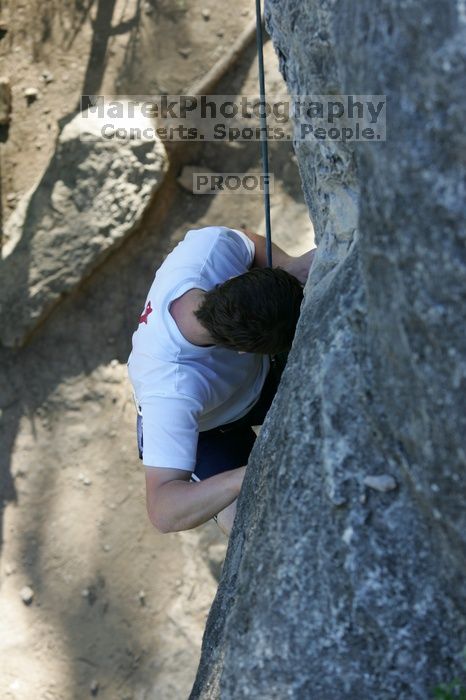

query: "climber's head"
xmin=194 ymin=267 xmax=304 ymax=354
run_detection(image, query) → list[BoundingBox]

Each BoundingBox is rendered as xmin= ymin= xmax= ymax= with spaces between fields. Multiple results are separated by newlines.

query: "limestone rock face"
xmin=190 ymin=1 xmax=466 ymax=698
xmin=0 ymin=107 xmax=168 ymax=347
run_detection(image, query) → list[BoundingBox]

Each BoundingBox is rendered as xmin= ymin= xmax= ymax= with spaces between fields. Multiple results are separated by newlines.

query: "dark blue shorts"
xmin=137 ymin=353 xmax=287 ymax=481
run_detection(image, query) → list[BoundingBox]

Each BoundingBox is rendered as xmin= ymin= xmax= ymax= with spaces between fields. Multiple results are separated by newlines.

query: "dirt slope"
xmin=0 ymin=2 xmax=313 ymax=698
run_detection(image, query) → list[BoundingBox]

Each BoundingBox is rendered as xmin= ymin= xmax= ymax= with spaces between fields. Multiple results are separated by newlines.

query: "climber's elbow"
xmin=144 ymin=466 xmax=191 ymax=534
xmin=146 ymin=502 xmax=173 ymax=534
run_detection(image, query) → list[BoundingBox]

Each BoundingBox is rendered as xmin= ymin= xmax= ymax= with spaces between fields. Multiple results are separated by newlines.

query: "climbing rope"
xmin=255 ymin=0 xmax=286 ymax=375
xmin=255 ymin=0 xmax=273 ymax=268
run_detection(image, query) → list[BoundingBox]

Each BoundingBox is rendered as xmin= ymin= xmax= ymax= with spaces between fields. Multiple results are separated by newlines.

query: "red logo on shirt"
xmin=139 ymin=301 xmax=153 ymax=325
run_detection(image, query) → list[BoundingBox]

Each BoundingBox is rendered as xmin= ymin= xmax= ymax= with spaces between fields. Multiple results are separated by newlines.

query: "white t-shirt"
xmin=127 ymin=226 xmax=270 ymax=471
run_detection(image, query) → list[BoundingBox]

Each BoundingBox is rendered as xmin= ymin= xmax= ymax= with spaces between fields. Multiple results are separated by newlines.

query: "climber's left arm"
xmin=240 ymin=228 xmax=316 ymax=285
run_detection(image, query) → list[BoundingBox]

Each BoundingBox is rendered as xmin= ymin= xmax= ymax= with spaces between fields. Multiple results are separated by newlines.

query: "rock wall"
xmin=190 ymin=1 xmax=466 ymax=698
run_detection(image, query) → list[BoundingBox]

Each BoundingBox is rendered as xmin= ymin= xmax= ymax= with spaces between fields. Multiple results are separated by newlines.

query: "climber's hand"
xmin=286 ymin=248 xmax=317 ymax=285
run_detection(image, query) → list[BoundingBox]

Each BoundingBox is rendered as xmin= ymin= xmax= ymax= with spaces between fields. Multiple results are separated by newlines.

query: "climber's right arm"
xmin=145 ymin=465 xmax=246 ymax=533
xmin=240 ymin=227 xmax=316 ymax=284
xmin=240 ymin=228 xmax=293 ymax=270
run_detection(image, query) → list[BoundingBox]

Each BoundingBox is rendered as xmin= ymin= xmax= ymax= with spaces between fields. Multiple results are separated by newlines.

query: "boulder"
xmin=190 ymin=1 xmax=466 ymax=698
xmin=0 ymin=105 xmax=168 ymax=347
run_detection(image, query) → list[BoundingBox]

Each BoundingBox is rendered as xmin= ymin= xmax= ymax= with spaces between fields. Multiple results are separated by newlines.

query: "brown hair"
xmin=194 ymin=267 xmax=304 ymax=354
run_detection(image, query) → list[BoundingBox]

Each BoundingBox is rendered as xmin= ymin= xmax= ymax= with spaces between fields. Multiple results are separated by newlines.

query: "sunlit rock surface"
xmin=190 ymin=1 xmax=466 ymax=698
xmin=0 ymin=105 xmax=168 ymax=347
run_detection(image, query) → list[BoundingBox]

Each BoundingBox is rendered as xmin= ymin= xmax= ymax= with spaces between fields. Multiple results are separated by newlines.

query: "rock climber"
xmin=128 ymin=226 xmax=315 ymax=536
